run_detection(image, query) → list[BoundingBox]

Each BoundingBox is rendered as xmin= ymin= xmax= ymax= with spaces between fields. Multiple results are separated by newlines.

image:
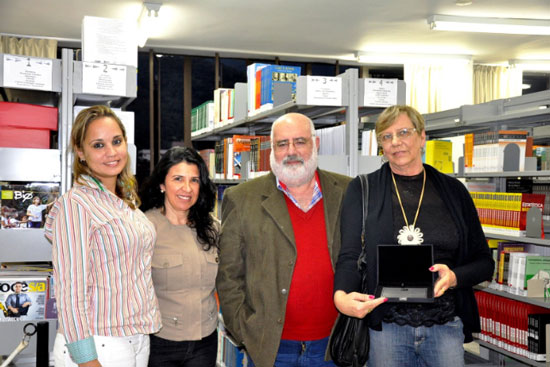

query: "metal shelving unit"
xmin=425 ymin=90 xmax=550 ymax=138
xmin=424 ymin=91 xmax=550 ymax=367
xmin=193 ymin=70 xmax=406 ymax=178
xmin=0 ymin=53 xmax=62 ymax=362
xmin=0 ymin=49 xmax=137 ymax=363
xmin=476 ymin=340 xmax=546 ymax=367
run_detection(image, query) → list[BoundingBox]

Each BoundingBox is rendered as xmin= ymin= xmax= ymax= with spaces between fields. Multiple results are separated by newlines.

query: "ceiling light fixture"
xmin=509 ymin=59 xmax=550 ymax=71
xmin=355 ymin=51 xmax=472 ymax=65
xmin=138 ymin=2 xmax=162 ymax=48
xmin=428 ymin=15 xmax=550 ymax=35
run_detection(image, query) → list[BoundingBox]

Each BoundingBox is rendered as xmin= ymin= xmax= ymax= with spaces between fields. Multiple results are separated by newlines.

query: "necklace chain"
xmin=391 ymin=169 xmax=426 ymax=229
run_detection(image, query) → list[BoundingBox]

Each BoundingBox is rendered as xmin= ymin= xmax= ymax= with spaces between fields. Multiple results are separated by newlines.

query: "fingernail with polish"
xmin=429 ymin=266 xmax=434 ymax=271
xmin=369 ymin=295 xmax=375 ymax=299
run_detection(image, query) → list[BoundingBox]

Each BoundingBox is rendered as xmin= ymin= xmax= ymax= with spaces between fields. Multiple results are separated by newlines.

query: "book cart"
xmin=424 ymin=89 xmax=550 ymax=366
xmin=0 ymin=48 xmax=136 ymax=365
xmin=192 ymin=69 xmax=405 ymax=366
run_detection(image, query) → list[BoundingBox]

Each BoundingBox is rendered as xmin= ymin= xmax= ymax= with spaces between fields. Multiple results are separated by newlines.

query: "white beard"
xmin=270 ymin=148 xmax=318 ymax=187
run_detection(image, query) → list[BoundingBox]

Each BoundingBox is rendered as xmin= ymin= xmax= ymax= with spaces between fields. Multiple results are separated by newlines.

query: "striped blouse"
xmin=45 ymin=175 xmax=161 ymax=363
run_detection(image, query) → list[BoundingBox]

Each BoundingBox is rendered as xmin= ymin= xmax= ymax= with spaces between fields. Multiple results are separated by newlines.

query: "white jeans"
xmin=53 ymin=333 xmax=150 ymax=367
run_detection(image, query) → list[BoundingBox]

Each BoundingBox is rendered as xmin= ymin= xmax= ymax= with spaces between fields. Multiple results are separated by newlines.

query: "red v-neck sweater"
xmin=281 ymin=196 xmax=338 ymax=340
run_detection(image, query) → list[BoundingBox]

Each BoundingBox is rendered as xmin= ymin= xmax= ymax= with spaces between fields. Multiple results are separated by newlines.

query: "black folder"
xmin=374 ymin=244 xmax=435 ymax=303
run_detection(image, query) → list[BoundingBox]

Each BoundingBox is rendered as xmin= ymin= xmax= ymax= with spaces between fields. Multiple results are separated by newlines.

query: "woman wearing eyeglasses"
xmin=333 ymin=105 xmax=494 ymax=367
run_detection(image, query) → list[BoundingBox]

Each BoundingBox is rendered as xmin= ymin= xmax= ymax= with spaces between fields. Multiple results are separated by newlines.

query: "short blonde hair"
xmin=375 ymin=105 xmax=425 ymax=142
xmin=71 ymin=105 xmax=140 ymax=209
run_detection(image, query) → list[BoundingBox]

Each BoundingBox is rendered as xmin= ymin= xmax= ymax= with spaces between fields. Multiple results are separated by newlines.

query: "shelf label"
xmin=306 ymin=76 xmax=342 ymax=106
xmin=82 ymin=62 xmax=127 ymax=96
xmin=364 ymin=78 xmax=398 ymax=107
xmin=3 ymin=54 xmax=53 ymax=91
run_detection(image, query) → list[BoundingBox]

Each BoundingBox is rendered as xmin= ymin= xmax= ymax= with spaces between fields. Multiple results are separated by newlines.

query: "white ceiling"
xmin=1 ymin=0 xmax=550 ymax=65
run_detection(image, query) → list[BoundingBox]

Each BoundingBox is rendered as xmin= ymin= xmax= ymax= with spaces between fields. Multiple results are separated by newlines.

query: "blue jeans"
xmin=368 ymin=317 xmax=465 ymax=367
xmin=249 ymin=336 xmax=336 ymax=367
xmin=147 ymin=330 xmax=217 ymax=367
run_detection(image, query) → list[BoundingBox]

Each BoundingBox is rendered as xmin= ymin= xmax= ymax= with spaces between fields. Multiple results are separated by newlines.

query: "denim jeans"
xmin=368 ymin=317 xmax=465 ymax=367
xmin=147 ymin=330 xmax=217 ymax=367
xmin=249 ymin=336 xmax=336 ymax=367
xmin=53 ymin=333 xmax=150 ymax=367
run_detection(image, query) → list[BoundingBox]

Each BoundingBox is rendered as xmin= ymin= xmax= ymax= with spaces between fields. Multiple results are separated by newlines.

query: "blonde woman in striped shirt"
xmin=45 ymin=105 xmax=162 ymax=367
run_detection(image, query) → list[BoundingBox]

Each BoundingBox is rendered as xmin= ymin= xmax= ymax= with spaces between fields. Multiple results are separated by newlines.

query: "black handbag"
xmin=330 ymin=174 xmax=370 ymax=367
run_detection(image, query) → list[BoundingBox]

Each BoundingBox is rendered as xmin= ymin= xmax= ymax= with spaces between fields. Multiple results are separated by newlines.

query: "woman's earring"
xmin=160 ymin=189 xmax=165 ymax=194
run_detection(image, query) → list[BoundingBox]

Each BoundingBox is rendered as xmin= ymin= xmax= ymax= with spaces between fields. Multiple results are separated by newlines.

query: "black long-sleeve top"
xmin=334 ymin=163 xmax=494 ymax=342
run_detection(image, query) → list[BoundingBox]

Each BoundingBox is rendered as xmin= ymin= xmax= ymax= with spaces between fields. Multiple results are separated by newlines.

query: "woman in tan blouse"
xmin=140 ymin=146 xmax=219 ymax=367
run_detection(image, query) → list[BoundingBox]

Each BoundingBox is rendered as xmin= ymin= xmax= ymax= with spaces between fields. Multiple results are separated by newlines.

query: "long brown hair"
xmin=71 ymin=105 xmax=140 ymax=209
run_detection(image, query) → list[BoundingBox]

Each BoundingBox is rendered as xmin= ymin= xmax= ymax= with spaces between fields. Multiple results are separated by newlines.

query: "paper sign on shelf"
xmin=82 ymin=62 xmax=127 ymax=96
xmin=82 ymin=16 xmax=138 ymax=68
xmin=364 ymin=78 xmax=398 ymax=107
xmin=3 ymin=54 xmax=53 ymax=91
xmin=305 ymin=76 xmax=342 ymax=106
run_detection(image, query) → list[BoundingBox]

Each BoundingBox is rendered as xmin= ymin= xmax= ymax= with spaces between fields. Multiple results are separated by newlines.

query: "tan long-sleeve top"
xmin=146 ymin=208 xmax=219 ymax=341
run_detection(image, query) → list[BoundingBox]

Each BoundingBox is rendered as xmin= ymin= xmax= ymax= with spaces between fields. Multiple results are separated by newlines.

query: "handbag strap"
xmin=357 ymin=174 xmax=369 ymax=271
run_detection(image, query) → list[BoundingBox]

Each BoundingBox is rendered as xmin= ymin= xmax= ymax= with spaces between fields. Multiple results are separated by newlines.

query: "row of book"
xmin=470 ymin=191 xmax=545 ymax=237
xmin=190 ymin=88 xmax=235 ymax=137
xmin=208 ymin=135 xmax=272 ymax=180
xmin=191 ymin=100 xmax=214 ymax=137
xmin=217 ymin=316 xmax=248 ymax=367
xmin=475 ymin=291 xmax=550 ymax=361
xmin=535 ymin=146 xmax=550 ymax=171
xmin=191 ymin=63 xmax=302 ymax=137
xmin=489 ymin=241 xmax=550 ymax=296
xmin=247 ymin=63 xmax=301 ymax=116
xmin=466 ymin=130 xmax=529 ymax=173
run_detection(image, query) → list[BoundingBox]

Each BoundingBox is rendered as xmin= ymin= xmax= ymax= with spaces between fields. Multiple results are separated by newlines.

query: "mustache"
xmin=282 ymin=155 xmax=305 ymax=165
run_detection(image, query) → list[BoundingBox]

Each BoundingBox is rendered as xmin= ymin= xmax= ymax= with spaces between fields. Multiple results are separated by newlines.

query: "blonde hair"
xmin=375 ymin=105 xmax=425 ymax=142
xmin=71 ymin=105 xmax=140 ymax=209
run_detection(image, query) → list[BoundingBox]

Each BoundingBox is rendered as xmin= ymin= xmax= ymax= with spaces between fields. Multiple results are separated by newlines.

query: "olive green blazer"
xmin=216 ymin=169 xmax=351 ymax=367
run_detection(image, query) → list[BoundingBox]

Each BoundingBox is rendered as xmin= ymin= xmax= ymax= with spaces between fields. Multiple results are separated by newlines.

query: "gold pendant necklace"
xmin=391 ymin=169 xmax=426 ymax=245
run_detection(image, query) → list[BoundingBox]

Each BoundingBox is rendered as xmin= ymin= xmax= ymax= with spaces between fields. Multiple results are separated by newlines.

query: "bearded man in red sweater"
xmin=216 ymin=112 xmax=351 ymax=367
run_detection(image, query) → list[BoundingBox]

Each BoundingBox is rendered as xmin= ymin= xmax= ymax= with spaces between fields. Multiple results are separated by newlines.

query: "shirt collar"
xmin=276 ymin=171 xmax=323 ymax=211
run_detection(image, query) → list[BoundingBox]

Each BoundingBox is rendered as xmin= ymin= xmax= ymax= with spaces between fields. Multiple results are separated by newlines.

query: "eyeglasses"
xmin=378 ymin=128 xmax=417 ymax=143
xmin=274 ymin=137 xmax=312 ymax=151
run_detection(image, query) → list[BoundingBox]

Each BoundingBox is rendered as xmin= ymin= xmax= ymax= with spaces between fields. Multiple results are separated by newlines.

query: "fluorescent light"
xmin=510 ymin=59 xmax=550 ymax=71
xmin=428 ymin=15 xmax=550 ymax=35
xmin=356 ymin=51 xmax=472 ymax=65
xmin=138 ymin=2 xmax=162 ymax=48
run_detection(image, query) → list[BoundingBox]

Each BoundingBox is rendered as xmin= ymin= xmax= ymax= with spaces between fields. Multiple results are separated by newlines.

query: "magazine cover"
xmin=0 ymin=276 xmax=48 ymax=321
xmin=0 ymin=182 xmax=59 ymax=229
